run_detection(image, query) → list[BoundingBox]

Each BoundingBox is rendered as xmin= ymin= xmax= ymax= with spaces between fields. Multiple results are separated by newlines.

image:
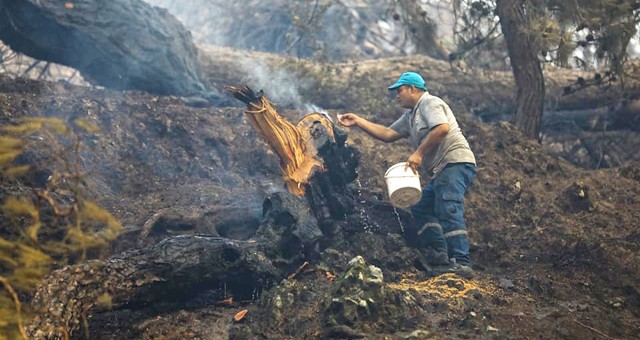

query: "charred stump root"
xmin=27 ymin=236 xmax=278 ymax=339
xmin=0 ymin=0 xmax=219 ymax=101
xmin=258 ymin=191 xmax=324 ymax=267
xmin=297 ymin=113 xmax=360 ymax=235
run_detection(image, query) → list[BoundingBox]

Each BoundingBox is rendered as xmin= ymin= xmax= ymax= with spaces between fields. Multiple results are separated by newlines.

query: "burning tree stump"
xmin=226 ymin=85 xmax=360 ymax=233
xmin=0 ymin=0 xmax=218 ymax=100
xmin=225 ymin=85 xmax=323 ymax=195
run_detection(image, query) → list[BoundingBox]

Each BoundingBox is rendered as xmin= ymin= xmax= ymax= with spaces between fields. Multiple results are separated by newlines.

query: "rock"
xmin=260 ymin=279 xmax=297 ymax=326
xmin=403 ymin=329 xmax=435 ymax=339
xmin=487 ymin=325 xmax=499 ymax=332
xmin=499 ymin=278 xmax=515 ymax=290
xmin=559 ymin=181 xmax=596 ymax=212
xmin=324 ymin=256 xmax=384 ymax=326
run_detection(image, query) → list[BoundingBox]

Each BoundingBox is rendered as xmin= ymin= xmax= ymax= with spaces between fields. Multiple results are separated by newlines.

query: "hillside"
xmin=0 ymin=56 xmax=639 ymax=339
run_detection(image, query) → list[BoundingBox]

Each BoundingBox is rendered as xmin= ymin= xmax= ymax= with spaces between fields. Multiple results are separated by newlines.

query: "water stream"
xmin=393 ymin=207 xmax=405 ymax=235
xmin=354 ymin=171 xmax=376 ymax=233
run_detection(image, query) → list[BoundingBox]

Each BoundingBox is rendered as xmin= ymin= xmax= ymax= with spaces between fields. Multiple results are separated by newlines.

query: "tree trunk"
xmin=496 ymin=0 xmax=545 ymax=140
xmin=27 ymin=236 xmax=279 ymax=338
xmin=398 ymin=0 xmax=449 ymax=60
xmin=0 ymin=0 xmax=218 ymax=100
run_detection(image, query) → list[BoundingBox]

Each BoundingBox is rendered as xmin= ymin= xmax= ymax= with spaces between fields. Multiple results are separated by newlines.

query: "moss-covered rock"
xmin=325 ymin=255 xmax=384 ymax=326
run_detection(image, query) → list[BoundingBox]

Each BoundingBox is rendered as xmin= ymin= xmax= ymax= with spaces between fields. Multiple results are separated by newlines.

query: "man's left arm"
xmin=406 ymin=123 xmax=450 ymax=173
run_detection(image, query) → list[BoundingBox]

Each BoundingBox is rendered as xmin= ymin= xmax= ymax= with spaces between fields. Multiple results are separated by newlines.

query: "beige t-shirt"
xmin=389 ymin=92 xmax=476 ymax=176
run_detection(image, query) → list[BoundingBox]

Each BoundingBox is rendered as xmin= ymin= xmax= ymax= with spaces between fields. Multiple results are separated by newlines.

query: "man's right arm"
xmin=337 ymin=113 xmax=402 ymax=143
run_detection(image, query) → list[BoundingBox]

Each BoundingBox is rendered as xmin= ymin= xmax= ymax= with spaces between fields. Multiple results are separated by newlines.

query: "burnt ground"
xmin=1 ymin=74 xmax=639 ymax=339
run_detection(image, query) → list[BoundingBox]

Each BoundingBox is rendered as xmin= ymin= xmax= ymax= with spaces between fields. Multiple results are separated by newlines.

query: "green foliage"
xmin=0 ymin=117 xmax=121 ymax=338
xmin=539 ymin=0 xmax=639 ymax=81
xmin=392 ymin=1 xmax=445 ymax=59
xmin=452 ymin=0 xmax=640 ymax=80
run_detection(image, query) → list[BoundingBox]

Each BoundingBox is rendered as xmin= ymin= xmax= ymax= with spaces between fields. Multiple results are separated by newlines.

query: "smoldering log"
xmin=28 ymin=236 xmax=279 ymax=338
xmin=542 ymin=108 xmax=612 ymax=132
xmin=0 ymin=0 xmax=218 ymax=100
xmin=28 ymin=189 xmax=330 ymax=339
xmin=27 ymin=191 xmax=350 ymax=338
xmin=542 ymin=101 xmax=640 ymax=133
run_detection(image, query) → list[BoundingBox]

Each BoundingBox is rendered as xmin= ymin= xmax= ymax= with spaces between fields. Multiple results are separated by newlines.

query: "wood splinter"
xmin=225 ymin=85 xmax=333 ymax=196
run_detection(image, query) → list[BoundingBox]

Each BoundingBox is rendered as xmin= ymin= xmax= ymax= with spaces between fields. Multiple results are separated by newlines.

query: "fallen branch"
xmin=572 ymin=318 xmax=618 ymax=340
xmin=287 ymin=261 xmax=309 ymax=280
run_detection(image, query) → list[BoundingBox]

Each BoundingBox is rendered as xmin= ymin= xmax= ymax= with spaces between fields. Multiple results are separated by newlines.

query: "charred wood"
xmin=297 ymin=113 xmax=360 ymax=234
xmin=27 ymin=236 xmax=279 ymax=338
xmin=258 ymin=191 xmax=324 ymax=266
xmin=542 ymin=108 xmax=612 ymax=132
xmin=28 ymin=187 xmax=342 ymax=338
xmin=225 ymin=85 xmax=323 ymax=196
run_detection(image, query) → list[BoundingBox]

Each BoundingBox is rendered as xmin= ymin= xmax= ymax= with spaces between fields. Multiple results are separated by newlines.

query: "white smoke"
xmin=237 ymin=57 xmax=328 ymax=117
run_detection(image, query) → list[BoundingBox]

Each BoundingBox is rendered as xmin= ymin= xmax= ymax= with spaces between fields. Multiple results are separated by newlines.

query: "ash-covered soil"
xmin=1 ymin=74 xmax=639 ymax=339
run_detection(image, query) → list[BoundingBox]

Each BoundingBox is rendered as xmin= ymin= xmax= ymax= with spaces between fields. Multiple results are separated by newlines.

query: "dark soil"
xmin=1 ymin=73 xmax=639 ymax=339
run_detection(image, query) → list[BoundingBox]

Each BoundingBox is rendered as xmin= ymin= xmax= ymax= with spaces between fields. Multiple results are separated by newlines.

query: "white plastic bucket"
xmin=384 ymin=162 xmax=422 ymax=208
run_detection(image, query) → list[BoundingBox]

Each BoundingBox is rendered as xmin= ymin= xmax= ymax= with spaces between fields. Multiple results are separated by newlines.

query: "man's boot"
xmin=431 ymin=258 xmax=474 ymax=279
xmin=423 ymin=248 xmax=449 ymax=265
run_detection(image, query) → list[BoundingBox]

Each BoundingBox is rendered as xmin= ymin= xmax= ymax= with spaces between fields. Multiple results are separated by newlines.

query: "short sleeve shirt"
xmin=389 ymin=92 xmax=476 ymax=176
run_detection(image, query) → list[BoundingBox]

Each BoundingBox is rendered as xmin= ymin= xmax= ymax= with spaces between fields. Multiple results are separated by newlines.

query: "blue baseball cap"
xmin=388 ymin=72 xmax=427 ymax=91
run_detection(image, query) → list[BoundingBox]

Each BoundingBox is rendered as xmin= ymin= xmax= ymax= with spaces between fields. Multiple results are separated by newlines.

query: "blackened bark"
xmin=297 ymin=114 xmax=360 ymax=234
xmin=28 ymin=236 xmax=279 ymax=338
xmin=0 ymin=0 xmax=218 ymax=100
xmin=496 ymin=0 xmax=545 ymax=140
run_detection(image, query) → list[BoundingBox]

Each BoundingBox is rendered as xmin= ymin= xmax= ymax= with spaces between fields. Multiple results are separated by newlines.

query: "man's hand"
xmin=337 ymin=113 xmax=360 ymax=127
xmin=405 ymin=123 xmax=449 ymax=174
xmin=405 ymin=152 xmax=423 ymax=174
xmin=337 ymin=113 xmax=402 ymax=143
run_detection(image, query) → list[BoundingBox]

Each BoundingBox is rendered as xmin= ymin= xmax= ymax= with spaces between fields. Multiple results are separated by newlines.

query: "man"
xmin=337 ymin=72 xmax=477 ymax=276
